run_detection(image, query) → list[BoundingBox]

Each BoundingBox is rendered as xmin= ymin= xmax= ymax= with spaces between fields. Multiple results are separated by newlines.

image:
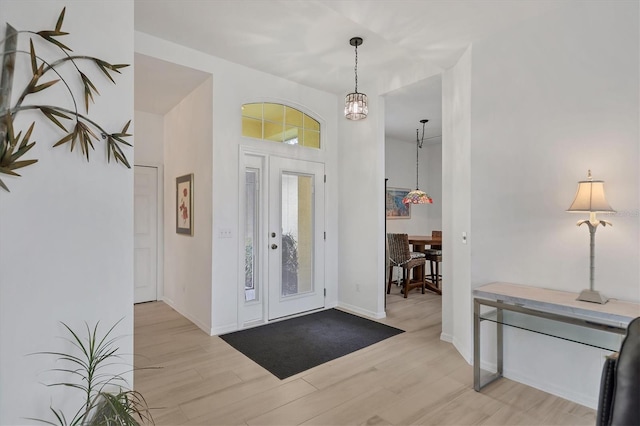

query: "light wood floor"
xmin=134 ymin=291 xmax=596 ymax=425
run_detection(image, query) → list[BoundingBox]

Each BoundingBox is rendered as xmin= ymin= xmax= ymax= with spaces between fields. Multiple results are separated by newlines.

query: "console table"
xmin=473 ymin=282 xmax=640 ymax=391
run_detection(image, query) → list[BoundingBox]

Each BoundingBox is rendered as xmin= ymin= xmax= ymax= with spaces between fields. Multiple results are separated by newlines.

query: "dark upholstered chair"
xmin=423 ymin=230 xmax=442 ymax=293
xmin=387 ymin=233 xmax=425 ymax=298
xmin=596 ymin=316 xmax=640 ymax=426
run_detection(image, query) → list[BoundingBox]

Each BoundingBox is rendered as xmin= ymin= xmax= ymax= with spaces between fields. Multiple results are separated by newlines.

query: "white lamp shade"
xmin=567 ymin=180 xmax=615 ymax=213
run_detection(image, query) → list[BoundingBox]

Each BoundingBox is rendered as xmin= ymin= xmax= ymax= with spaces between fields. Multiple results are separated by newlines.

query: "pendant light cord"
xmin=354 ymin=43 xmax=359 ymax=93
xmin=415 ymin=129 xmax=420 ymax=189
xmin=415 ymin=121 xmax=426 ymax=189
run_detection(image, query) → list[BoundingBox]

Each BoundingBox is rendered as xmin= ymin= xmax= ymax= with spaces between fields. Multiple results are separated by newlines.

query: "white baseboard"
xmin=503 ymin=367 xmax=598 ymax=409
xmin=478 ymin=360 xmax=597 ymax=409
xmin=337 ymin=301 xmax=386 ymax=319
xmin=325 ymin=300 xmax=339 ymax=310
xmin=453 ymin=336 xmax=472 ymax=364
xmin=161 ymin=297 xmax=215 ymax=336
xmin=211 ymin=322 xmax=240 ymax=336
xmin=440 ymin=332 xmax=454 ymax=343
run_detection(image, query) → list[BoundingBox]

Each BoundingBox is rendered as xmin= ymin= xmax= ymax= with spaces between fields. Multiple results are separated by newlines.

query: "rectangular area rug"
xmin=219 ymin=308 xmax=404 ymax=379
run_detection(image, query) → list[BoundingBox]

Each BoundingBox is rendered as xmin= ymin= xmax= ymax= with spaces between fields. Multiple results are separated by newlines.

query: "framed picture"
xmin=176 ymin=174 xmax=193 ymax=235
xmin=386 ymin=187 xmax=411 ymax=219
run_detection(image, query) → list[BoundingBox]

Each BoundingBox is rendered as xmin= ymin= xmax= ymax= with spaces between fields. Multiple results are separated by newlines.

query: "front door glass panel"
xmin=280 ymin=173 xmax=313 ymax=297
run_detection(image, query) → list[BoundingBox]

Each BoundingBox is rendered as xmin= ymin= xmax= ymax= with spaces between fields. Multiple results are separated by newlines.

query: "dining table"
xmin=408 ymin=235 xmax=442 ymax=252
xmin=408 ymin=235 xmax=442 ymax=295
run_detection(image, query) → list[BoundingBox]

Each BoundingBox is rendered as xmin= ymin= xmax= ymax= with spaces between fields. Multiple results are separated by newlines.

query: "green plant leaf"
xmin=37 ymin=30 xmax=70 ymax=37
xmin=1 ymin=147 xmax=13 ymax=165
xmin=11 ymin=142 xmax=36 ymax=162
xmin=75 ymin=121 xmax=97 ymax=160
xmin=56 ymin=121 xmax=98 ymax=159
xmin=36 ymin=30 xmax=72 ymax=52
xmin=46 ymin=382 xmax=88 ymax=394
xmin=0 ymin=115 xmax=38 ymax=191
xmin=108 ymin=121 xmax=133 ymax=147
xmin=55 ymin=7 xmax=66 ymax=32
xmin=90 ymin=391 xmax=153 ymax=426
xmin=29 ymin=39 xmax=38 ymax=75
xmin=53 ymin=133 xmax=73 ymax=148
xmin=107 ymin=137 xmax=132 ymax=168
xmin=39 ymin=107 xmax=70 ymax=132
xmin=7 ymin=159 xmax=38 ymax=170
xmin=0 ymin=135 xmax=6 ymax=158
xmin=30 ymin=319 xmax=154 ymax=425
xmin=95 ymin=62 xmax=115 ymax=84
xmin=79 ymin=72 xmax=99 ymax=112
xmin=0 ymin=166 xmax=20 ymax=177
xmin=18 ymin=122 xmax=35 ymax=149
xmin=110 ymin=134 xmax=132 ymax=147
xmin=32 ymin=79 xmax=60 ymax=93
xmin=24 ymin=406 xmax=67 ymax=426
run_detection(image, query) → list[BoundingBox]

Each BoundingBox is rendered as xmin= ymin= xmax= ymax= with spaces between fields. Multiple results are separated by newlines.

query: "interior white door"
xmin=134 ymin=166 xmax=158 ymax=303
xmin=268 ymin=157 xmax=325 ymax=320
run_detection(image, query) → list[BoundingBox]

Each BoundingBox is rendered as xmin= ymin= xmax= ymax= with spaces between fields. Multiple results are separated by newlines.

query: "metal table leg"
xmin=474 ymin=298 xmax=504 ymax=391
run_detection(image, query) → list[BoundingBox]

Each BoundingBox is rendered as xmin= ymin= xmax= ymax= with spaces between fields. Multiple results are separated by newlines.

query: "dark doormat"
xmin=219 ymin=308 xmax=404 ymax=379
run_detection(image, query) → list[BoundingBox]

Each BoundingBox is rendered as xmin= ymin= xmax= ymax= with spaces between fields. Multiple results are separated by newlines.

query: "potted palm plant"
xmin=30 ymin=320 xmax=153 ymax=426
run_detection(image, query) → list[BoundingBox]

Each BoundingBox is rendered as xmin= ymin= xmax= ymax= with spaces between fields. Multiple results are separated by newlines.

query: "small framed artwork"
xmin=176 ymin=174 xmax=194 ymax=235
xmin=386 ymin=187 xmax=411 ymax=219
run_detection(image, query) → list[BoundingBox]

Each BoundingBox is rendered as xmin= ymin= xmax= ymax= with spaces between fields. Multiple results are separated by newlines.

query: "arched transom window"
xmin=242 ymin=103 xmax=320 ymax=148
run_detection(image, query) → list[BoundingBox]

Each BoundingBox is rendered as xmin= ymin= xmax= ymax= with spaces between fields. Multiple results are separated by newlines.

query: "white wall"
xmin=442 ymin=46 xmax=472 ymax=348
xmin=163 ymin=78 xmax=213 ymax=332
xmin=338 ymin=95 xmax=388 ymax=318
xmin=0 ymin=1 xmax=134 ymax=424
xmin=135 ymin=32 xmax=340 ymax=334
xmin=452 ymin=0 xmax=639 ymax=407
xmin=470 ymin=1 xmax=639 ymax=301
xmin=134 ymin=110 xmax=164 ymax=165
xmin=385 ymin=136 xmax=442 ymax=236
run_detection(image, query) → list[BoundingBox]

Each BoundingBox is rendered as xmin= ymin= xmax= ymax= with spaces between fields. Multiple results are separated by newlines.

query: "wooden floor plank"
xmin=134 ymin=291 xmax=595 ymax=425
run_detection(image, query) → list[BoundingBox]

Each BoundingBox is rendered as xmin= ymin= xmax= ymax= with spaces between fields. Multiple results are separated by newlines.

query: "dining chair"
xmin=386 ymin=233 xmax=426 ymax=298
xmin=424 ymin=230 xmax=442 ymax=294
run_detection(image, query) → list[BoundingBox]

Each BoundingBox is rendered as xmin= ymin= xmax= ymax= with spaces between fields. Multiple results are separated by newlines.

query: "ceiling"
xmin=134 ymin=53 xmax=211 ymax=116
xmin=134 ymin=0 xmax=563 ymax=143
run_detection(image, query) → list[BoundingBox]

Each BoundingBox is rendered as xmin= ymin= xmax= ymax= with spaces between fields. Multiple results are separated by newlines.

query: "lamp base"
xmin=576 ymin=289 xmax=609 ymax=304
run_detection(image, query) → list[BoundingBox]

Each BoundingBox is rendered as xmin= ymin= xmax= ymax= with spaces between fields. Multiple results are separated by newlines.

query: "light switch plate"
xmin=219 ymin=228 xmax=232 ymax=239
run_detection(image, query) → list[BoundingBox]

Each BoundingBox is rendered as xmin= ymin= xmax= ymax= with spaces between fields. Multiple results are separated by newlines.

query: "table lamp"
xmin=567 ymin=170 xmax=615 ymax=304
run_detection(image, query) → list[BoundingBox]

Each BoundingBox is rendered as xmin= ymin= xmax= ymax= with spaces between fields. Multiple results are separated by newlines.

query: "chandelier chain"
xmin=415 ymin=129 xmax=420 ymax=188
xmin=415 ymin=120 xmax=427 ymax=188
xmin=354 ymin=43 xmax=358 ymax=93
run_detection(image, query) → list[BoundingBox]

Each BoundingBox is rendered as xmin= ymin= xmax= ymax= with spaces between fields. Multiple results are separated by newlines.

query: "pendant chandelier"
xmin=403 ymin=119 xmax=433 ymax=204
xmin=344 ymin=37 xmax=368 ymax=120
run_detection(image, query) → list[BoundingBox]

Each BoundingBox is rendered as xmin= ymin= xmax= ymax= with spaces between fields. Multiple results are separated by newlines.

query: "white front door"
xmin=267 ymin=156 xmax=325 ymax=320
xmin=134 ymin=166 xmax=158 ymax=304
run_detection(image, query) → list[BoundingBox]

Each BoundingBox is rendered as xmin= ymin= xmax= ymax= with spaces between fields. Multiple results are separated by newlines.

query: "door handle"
xmin=271 ymin=244 xmax=278 ymax=249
